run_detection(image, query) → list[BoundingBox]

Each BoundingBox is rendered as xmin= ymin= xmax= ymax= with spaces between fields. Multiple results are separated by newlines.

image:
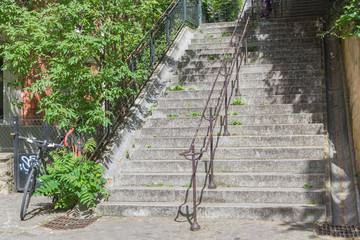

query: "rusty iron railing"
xmin=180 ymin=0 xmax=254 ymax=231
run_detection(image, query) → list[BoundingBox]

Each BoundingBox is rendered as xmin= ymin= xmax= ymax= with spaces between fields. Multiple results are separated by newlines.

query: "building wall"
xmin=3 ymin=70 xmax=22 ymax=118
xmin=342 ymin=36 xmax=360 ymax=171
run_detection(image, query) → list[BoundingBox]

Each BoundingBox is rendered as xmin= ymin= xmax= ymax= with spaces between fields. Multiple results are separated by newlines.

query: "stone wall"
xmin=0 ymin=153 xmax=14 ymax=194
xmin=342 ymin=36 xmax=360 ymax=171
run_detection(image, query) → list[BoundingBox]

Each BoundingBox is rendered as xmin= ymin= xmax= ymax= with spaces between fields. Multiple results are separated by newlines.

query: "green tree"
xmin=202 ymin=0 xmax=243 ymax=22
xmin=0 ymin=0 xmax=171 ymax=133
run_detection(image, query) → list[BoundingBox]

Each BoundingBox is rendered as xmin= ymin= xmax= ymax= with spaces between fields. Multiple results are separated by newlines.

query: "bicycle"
xmin=18 ymin=136 xmax=63 ymax=220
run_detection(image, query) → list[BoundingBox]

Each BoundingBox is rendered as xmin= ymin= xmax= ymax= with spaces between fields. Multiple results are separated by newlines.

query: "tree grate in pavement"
xmin=43 ymin=216 xmax=98 ymax=230
xmin=316 ymin=223 xmax=360 ymax=238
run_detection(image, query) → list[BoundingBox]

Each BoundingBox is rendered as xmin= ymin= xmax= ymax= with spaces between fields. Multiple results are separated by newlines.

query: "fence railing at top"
xmin=92 ymin=0 xmax=202 ymax=159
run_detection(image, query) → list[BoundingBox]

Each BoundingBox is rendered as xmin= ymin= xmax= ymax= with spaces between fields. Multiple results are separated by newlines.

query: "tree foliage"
xmin=0 ymin=0 xmax=171 ymax=133
xmin=322 ymin=0 xmax=360 ymax=38
xmin=202 ymin=0 xmax=243 ymax=23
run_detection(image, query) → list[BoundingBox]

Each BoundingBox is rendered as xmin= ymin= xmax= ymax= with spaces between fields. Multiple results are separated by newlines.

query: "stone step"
xmin=188 ymin=42 xmax=319 ymax=51
xmin=176 ymin=67 xmax=322 ymax=76
xmin=191 ymin=37 xmax=320 ymax=48
xmin=121 ymin=159 xmax=324 ymax=173
xmin=185 ymin=47 xmax=321 ymax=57
xmin=135 ymin=135 xmax=324 ymax=148
xmin=158 ymin=94 xmax=322 ymax=107
xmin=198 ymin=20 xmax=320 ymax=32
xmin=140 ymin=124 xmax=325 ymax=137
xmin=164 ymin=87 xmax=322 ymax=99
xmin=177 ymin=61 xmax=321 ymax=71
xmin=129 ymin=146 xmax=324 ymax=160
xmin=97 ymin=201 xmax=325 ymax=222
xmin=192 ymin=31 xmax=320 ymax=44
xmin=174 ymin=77 xmax=322 ymax=89
xmin=182 ymin=53 xmax=322 ymax=64
xmin=145 ymin=113 xmax=323 ymax=128
xmin=153 ymin=104 xmax=322 ymax=117
xmin=114 ymin=172 xmax=325 ymax=188
xmin=107 ymin=187 xmax=326 ymax=204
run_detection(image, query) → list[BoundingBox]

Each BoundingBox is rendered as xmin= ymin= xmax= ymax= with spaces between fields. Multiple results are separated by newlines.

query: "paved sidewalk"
xmin=1 ymin=193 xmax=331 ymax=240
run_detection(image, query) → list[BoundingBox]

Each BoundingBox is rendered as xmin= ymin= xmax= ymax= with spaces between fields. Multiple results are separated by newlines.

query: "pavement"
xmin=0 ymin=193 xmax=335 ymax=240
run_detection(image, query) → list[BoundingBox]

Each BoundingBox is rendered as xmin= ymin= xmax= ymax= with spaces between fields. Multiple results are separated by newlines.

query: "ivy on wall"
xmin=322 ymin=0 xmax=360 ymax=39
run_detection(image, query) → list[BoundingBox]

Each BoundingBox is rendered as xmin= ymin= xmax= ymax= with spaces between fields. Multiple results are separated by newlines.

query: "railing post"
xmin=13 ymin=116 xmax=19 ymax=191
xmin=245 ymin=30 xmax=248 ymax=65
xmin=44 ymin=121 xmax=49 ymax=142
xmin=190 ymin=145 xmax=201 ymax=231
xmin=235 ymin=48 xmax=240 ymax=96
xmin=223 ymin=69 xmax=230 ymax=136
xmin=166 ymin=14 xmax=170 ymax=44
xmin=183 ymin=0 xmax=187 ymax=24
xmin=150 ymin=33 xmax=156 ymax=69
xmin=198 ymin=0 xmax=202 ymax=25
xmin=208 ymin=107 xmax=217 ymax=189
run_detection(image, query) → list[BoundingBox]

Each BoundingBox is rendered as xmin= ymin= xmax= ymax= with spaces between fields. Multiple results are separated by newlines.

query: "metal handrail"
xmin=180 ymin=0 xmax=253 ymax=231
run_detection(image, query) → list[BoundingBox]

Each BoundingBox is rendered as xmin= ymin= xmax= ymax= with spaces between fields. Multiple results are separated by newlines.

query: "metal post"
xmin=235 ymin=50 xmax=240 ymax=96
xmin=44 ymin=122 xmax=49 ymax=142
xmin=190 ymin=145 xmax=200 ymax=231
xmin=150 ymin=33 xmax=156 ymax=69
xmin=223 ymin=69 xmax=230 ymax=136
xmin=166 ymin=14 xmax=170 ymax=44
xmin=13 ymin=116 xmax=19 ymax=191
xmin=198 ymin=0 xmax=202 ymax=25
xmin=208 ymin=107 xmax=216 ymax=189
xmin=183 ymin=0 xmax=187 ymax=24
xmin=245 ymin=31 xmax=248 ymax=65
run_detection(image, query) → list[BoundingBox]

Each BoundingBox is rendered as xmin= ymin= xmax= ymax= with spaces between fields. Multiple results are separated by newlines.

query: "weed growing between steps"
xmin=166 ymin=114 xmax=179 ymax=117
xmin=229 ymin=120 xmax=243 ymax=125
xmin=168 ymin=84 xmax=185 ymax=91
xmin=186 ymin=112 xmax=202 ymax=117
xmin=233 ymin=97 xmax=246 ymax=105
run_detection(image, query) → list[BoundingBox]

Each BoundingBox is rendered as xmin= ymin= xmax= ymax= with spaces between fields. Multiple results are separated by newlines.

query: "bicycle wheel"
xmin=20 ymin=167 xmax=37 ymax=220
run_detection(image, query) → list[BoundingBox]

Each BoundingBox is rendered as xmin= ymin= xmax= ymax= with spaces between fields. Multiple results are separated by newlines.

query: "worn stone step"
xmin=107 ymin=187 xmax=326 ymax=204
xmin=188 ymin=42 xmax=319 ymax=51
xmin=120 ymin=159 xmax=325 ymax=173
xmin=174 ymin=73 xmax=322 ymax=84
xmin=97 ymin=201 xmax=325 ymax=222
xmin=135 ymin=135 xmax=324 ymax=148
xmin=129 ymin=146 xmax=324 ymax=160
xmin=165 ymin=87 xmax=322 ymax=99
xmin=178 ymin=60 xmax=321 ymax=71
xmin=114 ymin=172 xmax=324 ymax=188
xmin=146 ymin=113 xmax=323 ymax=128
xmin=153 ymin=104 xmax=322 ymax=117
xmin=182 ymin=53 xmax=322 ymax=64
xmin=185 ymin=48 xmax=321 ymax=60
xmin=174 ymin=77 xmax=322 ymax=89
xmin=140 ymin=124 xmax=325 ymax=137
xmin=192 ymin=31 xmax=320 ymax=44
xmin=176 ymin=66 xmax=322 ymax=76
xmin=158 ymin=94 xmax=322 ymax=108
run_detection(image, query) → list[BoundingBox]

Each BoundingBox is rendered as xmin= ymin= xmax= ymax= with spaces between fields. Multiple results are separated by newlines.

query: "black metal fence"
xmin=9 ymin=116 xmax=66 ymax=191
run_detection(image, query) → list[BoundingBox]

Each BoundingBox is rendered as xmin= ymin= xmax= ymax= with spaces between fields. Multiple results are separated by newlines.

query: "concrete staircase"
xmin=98 ymin=4 xmax=328 ymax=222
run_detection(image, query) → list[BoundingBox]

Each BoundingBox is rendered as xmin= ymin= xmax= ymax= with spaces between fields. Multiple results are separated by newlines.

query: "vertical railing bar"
xmin=208 ymin=107 xmax=216 ymax=189
xmin=190 ymin=145 xmax=200 ymax=231
xmin=13 ymin=116 xmax=19 ymax=191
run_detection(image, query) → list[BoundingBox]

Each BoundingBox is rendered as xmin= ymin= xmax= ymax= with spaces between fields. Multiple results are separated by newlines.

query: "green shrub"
xmin=233 ymin=97 xmax=246 ymax=106
xmin=34 ymin=139 xmax=109 ymax=209
xmin=168 ymin=84 xmax=185 ymax=91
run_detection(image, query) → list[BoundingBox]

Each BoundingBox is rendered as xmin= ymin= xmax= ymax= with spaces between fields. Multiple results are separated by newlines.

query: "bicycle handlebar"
xmin=18 ymin=136 xmax=64 ymax=149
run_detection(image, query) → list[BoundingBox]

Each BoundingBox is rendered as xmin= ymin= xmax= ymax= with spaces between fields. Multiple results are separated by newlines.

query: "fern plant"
xmin=34 ymin=138 xmax=109 ymax=209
